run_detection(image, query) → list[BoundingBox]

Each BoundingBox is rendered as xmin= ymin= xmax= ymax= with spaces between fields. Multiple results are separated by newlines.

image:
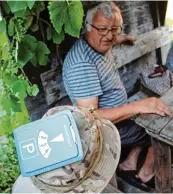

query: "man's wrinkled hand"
xmin=136 ymin=97 xmax=172 ymax=116
xmin=123 ymin=34 xmax=136 ymax=45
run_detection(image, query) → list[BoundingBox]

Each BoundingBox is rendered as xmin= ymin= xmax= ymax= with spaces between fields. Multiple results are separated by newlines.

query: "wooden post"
xmin=152 ymin=137 xmax=172 ymax=193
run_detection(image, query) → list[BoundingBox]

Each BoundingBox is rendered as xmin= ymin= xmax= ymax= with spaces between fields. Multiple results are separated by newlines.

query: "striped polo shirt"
xmin=63 ymin=38 xmax=127 ymax=108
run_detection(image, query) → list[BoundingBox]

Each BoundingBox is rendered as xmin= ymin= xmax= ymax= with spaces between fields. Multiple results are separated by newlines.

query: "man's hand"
xmin=136 ymin=97 xmax=172 ymax=116
xmin=122 ymin=34 xmax=136 ymax=45
xmin=114 ymin=34 xmax=136 ymax=45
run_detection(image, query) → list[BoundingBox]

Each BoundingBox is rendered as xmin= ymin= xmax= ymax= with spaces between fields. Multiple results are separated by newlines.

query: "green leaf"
xmin=1 ymin=92 xmax=21 ymax=115
xmin=46 ymin=26 xmax=52 ymax=41
xmin=10 ymin=66 xmax=18 ymax=74
xmin=0 ymin=32 xmax=8 ymax=47
xmin=48 ymin=1 xmax=68 ymax=34
xmin=0 ymin=116 xmax=12 ymax=135
xmin=10 ymin=95 xmax=22 ymax=112
xmin=3 ymin=73 xmax=18 ymax=86
xmin=2 ymin=47 xmax=9 ymax=60
xmin=64 ymin=1 xmax=84 ymax=38
xmin=8 ymin=19 xmax=15 ymax=36
xmin=0 ymin=19 xmax=7 ymax=34
xmin=12 ymin=80 xmax=27 ymax=101
xmin=25 ymin=16 xmax=33 ymax=29
xmin=53 ymin=30 xmax=65 ymax=44
xmin=30 ymin=55 xmax=37 ymax=65
xmin=2 ymin=1 xmax=11 ymax=14
xmin=1 ymin=93 xmax=12 ymax=114
xmin=7 ymin=1 xmax=27 ymax=13
xmin=36 ymin=41 xmax=50 ymax=66
xmin=27 ymin=1 xmax=35 ymax=9
xmin=22 ymin=35 xmax=37 ymax=52
xmin=37 ymin=41 xmax=50 ymax=55
xmin=48 ymin=1 xmax=83 ymax=38
xmin=30 ymin=84 xmax=39 ymax=96
xmin=18 ymin=44 xmax=33 ymax=65
xmin=31 ymin=23 xmax=39 ymax=32
xmin=14 ymin=9 xmax=26 ymax=17
xmin=39 ymin=55 xmax=48 ymax=66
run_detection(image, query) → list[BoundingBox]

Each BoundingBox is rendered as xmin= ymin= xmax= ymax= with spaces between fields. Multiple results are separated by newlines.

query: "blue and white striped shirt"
xmin=63 ymin=38 xmax=127 ymax=108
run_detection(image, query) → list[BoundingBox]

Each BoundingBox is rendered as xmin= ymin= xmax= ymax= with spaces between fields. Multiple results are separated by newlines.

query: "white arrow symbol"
xmin=50 ymin=133 xmax=64 ymax=143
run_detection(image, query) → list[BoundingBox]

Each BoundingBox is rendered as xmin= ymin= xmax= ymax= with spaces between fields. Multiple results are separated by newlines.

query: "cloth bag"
xmin=140 ymin=66 xmax=173 ymax=96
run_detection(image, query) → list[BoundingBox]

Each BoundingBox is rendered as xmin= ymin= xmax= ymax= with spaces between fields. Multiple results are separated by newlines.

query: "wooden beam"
xmin=113 ymin=26 xmax=170 ymax=69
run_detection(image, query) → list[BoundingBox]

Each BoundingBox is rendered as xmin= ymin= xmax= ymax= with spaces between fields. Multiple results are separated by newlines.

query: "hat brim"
xmin=12 ymin=118 xmax=121 ymax=193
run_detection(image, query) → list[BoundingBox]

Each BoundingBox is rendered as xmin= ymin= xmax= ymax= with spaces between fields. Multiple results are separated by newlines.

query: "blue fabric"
xmin=166 ymin=42 xmax=173 ymax=72
xmin=63 ymin=38 xmax=127 ymax=108
xmin=116 ymin=120 xmax=151 ymax=148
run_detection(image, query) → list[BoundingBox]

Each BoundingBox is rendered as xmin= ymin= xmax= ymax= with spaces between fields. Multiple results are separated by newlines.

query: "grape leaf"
xmin=32 ymin=41 xmax=50 ymax=66
xmin=0 ymin=32 xmax=8 ymax=47
xmin=31 ymin=23 xmax=39 ymax=32
xmin=2 ymin=73 xmax=18 ymax=86
xmin=30 ymin=54 xmax=37 ymax=65
xmin=48 ymin=1 xmax=83 ymax=38
xmin=14 ymin=10 xmax=26 ymax=17
xmin=46 ymin=26 xmax=52 ymax=41
xmin=48 ymin=1 xmax=68 ymax=34
xmin=1 ymin=93 xmax=21 ymax=115
xmin=2 ymin=2 xmax=10 ymax=14
xmin=39 ymin=55 xmax=48 ymax=66
xmin=27 ymin=84 xmax=39 ymax=96
xmin=10 ymin=95 xmax=22 ymax=112
xmin=7 ymin=1 xmax=28 ymax=13
xmin=27 ymin=1 xmax=35 ymax=9
xmin=0 ymin=115 xmax=12 ymax=135
xmin=22 ymin=35 xmax=37 ymax=52
xmin=10 ymin=66 xmax=18 ymax=74
xmin=31 ymin=84 xmax=39 ymax=96
xmin=52 ymin=30 xmax=65 ymax=44
xmin=25 ymin=16 xmax=33 ymax=29
xmin=2 ymin=47 xmax=9 ymax=61
xmin=8 ymin=18 xmax=14 ymax=36
xmin=64 ymin=1 xmax=84 ymax=38
xmin=11 ymin=80 xmax=27 ymax=102
xmin=18 ymin=44 xmax=33 ymax=65
xmin=1 ymin=94 xmax=12 ymax=114
xmin=0 ymin=19 xmax=7 ymax=34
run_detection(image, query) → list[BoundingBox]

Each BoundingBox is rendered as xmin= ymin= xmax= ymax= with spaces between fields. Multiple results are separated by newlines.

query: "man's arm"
xmin=76 ymin=97 xmax=171 ymax=123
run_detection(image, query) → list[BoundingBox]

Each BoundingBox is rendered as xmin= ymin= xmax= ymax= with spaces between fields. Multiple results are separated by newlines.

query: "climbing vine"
xmin=0 ymin=1 xmax=84 ymax=135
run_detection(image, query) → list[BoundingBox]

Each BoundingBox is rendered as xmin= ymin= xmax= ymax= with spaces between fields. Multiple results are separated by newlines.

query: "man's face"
xmin=86 ymin=9 xmax=122 ymax=53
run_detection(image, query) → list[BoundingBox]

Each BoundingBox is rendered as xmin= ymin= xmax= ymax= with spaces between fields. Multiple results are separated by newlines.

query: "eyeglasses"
xmin=86 ymin=21 xmax=122 ymax=36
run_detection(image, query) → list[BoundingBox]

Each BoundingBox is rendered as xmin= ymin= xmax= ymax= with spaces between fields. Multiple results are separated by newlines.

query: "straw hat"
xmin=12 ymin=106 xmax=121 ymax=193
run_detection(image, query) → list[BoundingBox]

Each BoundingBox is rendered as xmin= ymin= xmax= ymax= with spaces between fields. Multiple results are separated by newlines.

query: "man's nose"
xmin=106 ymin=30 xmax=113 ymax=40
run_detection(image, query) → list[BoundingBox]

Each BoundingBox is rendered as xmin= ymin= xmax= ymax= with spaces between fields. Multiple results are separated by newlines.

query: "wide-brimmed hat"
xmin=12 ymin=106 xmax=121 ymax=193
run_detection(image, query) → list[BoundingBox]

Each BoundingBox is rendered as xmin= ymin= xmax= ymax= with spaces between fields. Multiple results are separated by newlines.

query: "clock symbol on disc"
xmin=38 ymin=131 xmax=51 ymax=158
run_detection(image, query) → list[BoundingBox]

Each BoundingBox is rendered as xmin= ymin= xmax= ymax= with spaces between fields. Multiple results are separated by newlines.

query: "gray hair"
xmin=85 ymin=2 xmax=115 ymax=32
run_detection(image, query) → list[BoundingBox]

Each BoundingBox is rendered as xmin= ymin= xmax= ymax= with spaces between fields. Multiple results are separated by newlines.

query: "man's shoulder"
xmin=64 ymin=39 xmax=85 ymax=63
xmin=63 ymin=38 xmax=94 ymax=71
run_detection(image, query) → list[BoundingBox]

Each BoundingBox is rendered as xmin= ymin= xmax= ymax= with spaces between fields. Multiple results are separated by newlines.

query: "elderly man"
xmin=63 ymin=1 xmax=171 ymax=190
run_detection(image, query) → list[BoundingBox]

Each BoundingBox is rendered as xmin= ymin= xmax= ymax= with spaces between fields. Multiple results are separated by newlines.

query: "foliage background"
xmin=0 ymin=0 xmax=83 ymax=135
xmin=0 ymin=1 xmax=84 ymax=192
